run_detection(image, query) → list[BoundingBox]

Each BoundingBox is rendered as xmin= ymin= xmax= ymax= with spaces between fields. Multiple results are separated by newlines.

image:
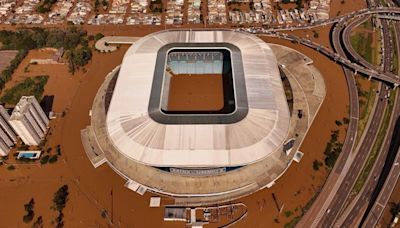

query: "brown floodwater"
xmin=0 ymin=1 xmax=368 ymax=224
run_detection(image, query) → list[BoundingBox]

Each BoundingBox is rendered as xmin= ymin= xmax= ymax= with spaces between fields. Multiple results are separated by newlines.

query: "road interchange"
xmin=251 ymin=4 xmax=400 ymax=227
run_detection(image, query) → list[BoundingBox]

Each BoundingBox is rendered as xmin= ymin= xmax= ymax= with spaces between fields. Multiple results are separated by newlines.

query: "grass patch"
xmin=353 ymin=89 xmax=397 ymax=194
xmin=356 ymin=80 xmax=378 ymax=145
xmin=40 ymin=155 xmax=49 ymax=165
xmin=0 ymin=75 xmax=48 ymax=105
xmin=284 ymin=210 xmax=293 ymax=218
xmin=350 ymin=19 xmax=380 ymax=65
xmin=284 ymin=215 xmax=302 ymax=228
xmin=324 ymin=130 xmax=343 ymax=169
xmin=351 ymin=32 xmax=373 ymax=63
xmin=48 ymin=155 xmax=58 ymax=164
xmin=284 ymin=190 xmax=320 ymax=228
xmin=361 ymin=19 xmax=373 ymax=30
xmin=391 ymin=24 xmax=399 ymax=74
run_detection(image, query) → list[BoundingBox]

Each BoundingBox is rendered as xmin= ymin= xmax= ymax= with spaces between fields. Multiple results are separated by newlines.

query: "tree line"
xmin=0 ymin=27 xmax=93 ymax=76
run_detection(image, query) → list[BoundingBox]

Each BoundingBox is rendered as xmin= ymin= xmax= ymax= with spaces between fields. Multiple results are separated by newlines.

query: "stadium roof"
xmin=106 ymin=30 xmax=290 ymax=167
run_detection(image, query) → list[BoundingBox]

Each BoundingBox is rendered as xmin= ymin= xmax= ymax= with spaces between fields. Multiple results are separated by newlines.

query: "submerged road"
xmin=296 ymin=17 xmax=361 ymax=228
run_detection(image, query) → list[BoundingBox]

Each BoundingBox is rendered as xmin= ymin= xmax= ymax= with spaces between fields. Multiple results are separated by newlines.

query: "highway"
xmin=381 ymin=20 xmax=394 ymax=73
xmin=362 ymin=110 xmax=400 ymax=228
xmin=317 ymin=85 xmax=388 ymax=227
xmin=331 ymin=10 xmax=399 ymax=227
xmin=296 ymin=17 xmax=361 ymax=228
xmin=332 ymin=2 xmax=400 ymax=226
xmin=259 ymin=31 xmax=400 ymax=85
xmin=359 ymin=1 xmax=400 ymax=226
xmin=341 ymin=15 xmax=383 ymax=71
xmin=288 ymin=10 xmax=393 ymax=226
xmin=340 ymin=14 xmax=394 ymax=76
xmin=255 ymin=5 xmax=400 ymax=227
xmin=341 ymin=88 xmax=399 ymax=227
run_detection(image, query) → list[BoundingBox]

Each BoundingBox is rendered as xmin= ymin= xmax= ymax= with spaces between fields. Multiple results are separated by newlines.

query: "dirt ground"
xmin=167 ymin=74 xmax=223 ymax=111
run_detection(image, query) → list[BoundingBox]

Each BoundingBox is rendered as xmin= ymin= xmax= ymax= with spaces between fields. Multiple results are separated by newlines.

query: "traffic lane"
xmin=342 ymin=89 xmax=398 ymax=227
xmin=298 ymin=28 xmax=360 ymax=226
xmin=363 ymin=95 xmax=400 ymax=227
xmin=319 ymin=87 xmax=388 ymax=227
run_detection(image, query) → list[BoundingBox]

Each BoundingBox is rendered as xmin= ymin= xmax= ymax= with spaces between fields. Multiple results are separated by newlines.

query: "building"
xmin=9 ymin=96 xmax=49 ymax=146
xmin=82 ymin=30 xmax=325 ymax=204
xmin=0 ymin=105 xmax=17 ymax=156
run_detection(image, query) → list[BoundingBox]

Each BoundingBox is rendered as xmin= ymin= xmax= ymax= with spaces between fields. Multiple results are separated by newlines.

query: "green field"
xmin=356 ymin=80 xmax=378 ymax=145
xmin=0 ymin=75 xmax=48 ymax=105
xmin=351 ymin=32 xmax=374 ymax=64
xmin=350 ymin=19 xmax=380 ymax=65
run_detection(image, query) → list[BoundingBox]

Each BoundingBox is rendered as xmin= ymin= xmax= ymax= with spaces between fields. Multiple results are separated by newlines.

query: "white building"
xmin=0 ymin=105 xmax=17 ymax=156
xmin=9 ymin=96 xmax=49 ymax=146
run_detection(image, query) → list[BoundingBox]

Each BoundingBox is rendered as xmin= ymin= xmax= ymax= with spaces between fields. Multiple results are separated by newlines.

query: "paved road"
xmin=362 ymin=114 xmax=400 ymax=227
xmin=381 ymin=20 xmax=394 ymax=73
xmin=349 ymin=89 xmax=399 ymax=228
xmin=334 ymin=10 xmax=399 ymax=225
xmin=341 ymin=15 xmax=399 ymax=82
xmin=318 ymin=85 xmax=388 ymax=227
xmin=255 ymin=6 xmax=400 ymax=227
xmin=260 ymin=7 xmax=400 ymax=32
xmin=339 ymin=90 xmax=397 ymax=227
xmin=360 ymin=2 xmax=400 ymax=226
xmin=296 ymin=18 xmax=360 ymax=228
xmin=258 ymin=30 xmax=400 ymax=85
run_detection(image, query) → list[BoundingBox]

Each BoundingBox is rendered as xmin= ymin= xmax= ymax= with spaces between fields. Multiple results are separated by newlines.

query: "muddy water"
xmin=0 ymin=13 xmax=357 ymax=227
xmin=168 ymin=74 xmax=224 ymax=111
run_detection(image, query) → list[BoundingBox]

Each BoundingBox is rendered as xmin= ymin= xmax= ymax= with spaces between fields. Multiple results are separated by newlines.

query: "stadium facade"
xmin=81 ymin=30 xmax=326 ymax=204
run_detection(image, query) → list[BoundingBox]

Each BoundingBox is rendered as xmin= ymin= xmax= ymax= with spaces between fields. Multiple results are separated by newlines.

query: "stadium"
xmin=81 ymin=30 xmax=326 ymax=204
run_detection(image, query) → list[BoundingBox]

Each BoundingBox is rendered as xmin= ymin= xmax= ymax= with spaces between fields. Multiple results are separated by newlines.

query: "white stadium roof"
xmin=106 ymin=30 xmax=290 ymax=167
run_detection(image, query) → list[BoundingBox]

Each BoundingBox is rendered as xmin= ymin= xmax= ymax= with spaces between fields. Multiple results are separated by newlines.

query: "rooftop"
xmin=10 ymin=96 xmax=37 ymax=120
xmin=106 ymin=30 xmax=291 ymax=167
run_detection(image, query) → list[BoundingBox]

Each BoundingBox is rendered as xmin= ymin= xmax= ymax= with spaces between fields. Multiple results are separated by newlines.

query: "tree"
xmin=33 ymin=216 xmax=43 ymax=228
xmin=23 ymin=210 xmax=34 ymax=223
xmin=313 ymin=30 xmax=319 ymax=39
xmin=23 ymin=198 xmax=35 ymax=223
xmin=95 ymin=0 xmax=100 ymax=11
xmin=53 ymin=185 xmax=69 ymax=211
xmin=40 ymin=155 xmax=50 ymax=164
xmin=94 ymin=33 xmax=104 ymax=41
xmin=24 ymin=198 xmax=35 ymax=212
xmin=313 ymin=160 xmax=323 ymax=171
xmin=49 ymin=155 xmax=58 ymax=164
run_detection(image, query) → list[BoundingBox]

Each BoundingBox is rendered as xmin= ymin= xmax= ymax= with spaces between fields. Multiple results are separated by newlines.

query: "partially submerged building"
xmin=9 ymin=96 xmax=49 ymax=146
xmin=0 ymin=105 xmax=17 ymax=156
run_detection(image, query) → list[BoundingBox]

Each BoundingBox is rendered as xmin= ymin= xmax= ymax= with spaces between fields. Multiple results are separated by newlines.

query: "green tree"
xmin=53 ymin=185 xmax=69 ymax=211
